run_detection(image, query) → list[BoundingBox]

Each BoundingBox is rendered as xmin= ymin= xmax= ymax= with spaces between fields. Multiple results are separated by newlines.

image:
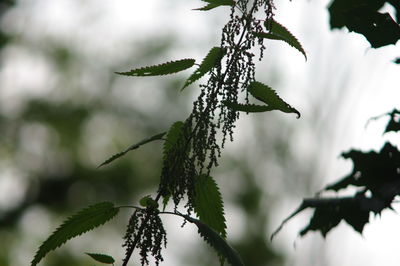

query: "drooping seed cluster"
xmin=124 ymin=1 xmax=278 ymax=265
xmin=157 ymin=0 xmax=276 ymax=212
xmin=123 ymin=209 xmax=167 ymax=266
xmin=192 ymin=0 xmax=276 ymax=167
xmin=159 ymin=119 xmax=198 ymax=211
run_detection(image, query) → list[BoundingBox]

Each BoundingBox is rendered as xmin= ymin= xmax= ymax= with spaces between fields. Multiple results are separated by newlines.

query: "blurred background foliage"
xmin=0 ymin=0 xmax=398 ymax=266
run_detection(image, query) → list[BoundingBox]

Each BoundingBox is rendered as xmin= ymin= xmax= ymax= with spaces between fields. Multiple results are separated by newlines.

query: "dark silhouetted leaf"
xmin=328 ymin=0 xmax=400 ymax=48
xmin=277 ymin=111 xmax=400 ymax=239
xmin=116 ymin=59 xmax=195 ymax=76
xmin=85 ymin=253 xmax=115 ymax=264
xmin=32 ymin=202 xmax=119 ymax=266
xmin=182 ymin=47 xmax=224 ymax=90
xmin=181 ymin=215 xmax=244 ymax=266
xmin=273 ymin=196 xmax=386 ymax=239
xmin=98 ymin=132 xmax=166 ymax=167
xmin=260 ymin=19 xmax=307 ymax=60
xmin=325 ymin=143 xmax=400 ymax=201
xmin=328 ymin=0 xmax=385 ymax=29
xmin=324 ymin=173 xmax=355 ymax=192
xmin=345 ymin=8 xmax=400 ymax=48
xmin=271 ymin=202 xmax=307 ymax=240
xmin=300 ymin=206 xmax=342 ymax=237
xmin=248 ymin=81 xmax=300 ymax=118
xmin=194 ymin=174 xmax=226 ymax=238
xmin=394 ymin=57 xmax=400 ymax=64
xmin=366 ymin=109 xmax=400 ymax=134
xmin=223 ymin=101 xmax=273 ymax=113
xmin=384 ymin=109 xmax=400 ymax=133
xmin=299 ymin=196 xmax=372 ymax=237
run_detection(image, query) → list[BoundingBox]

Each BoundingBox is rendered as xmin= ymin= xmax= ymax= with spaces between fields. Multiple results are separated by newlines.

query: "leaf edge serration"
xmin=31 ymin=202 xmax=119 ymax=266
xmin=116 ymin=59 xmax=195 ymax=77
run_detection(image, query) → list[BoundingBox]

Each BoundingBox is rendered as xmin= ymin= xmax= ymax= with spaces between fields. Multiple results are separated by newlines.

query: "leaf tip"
xmin=86 ymin=252 xmax=115 ymax=264
xmin=115 ymin=71 xmax=128 ymax=76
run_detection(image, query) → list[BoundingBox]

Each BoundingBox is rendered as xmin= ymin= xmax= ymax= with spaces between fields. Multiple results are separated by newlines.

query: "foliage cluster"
xmin=272 ymin=0 xmax=400 ymax=239
xmin=31 ymin=0 xmax=306 ymax=265
xmin=29 ymin=0 xmax=399 ymax=265
xmin=273 ymin=110 xmax=400 ymax=238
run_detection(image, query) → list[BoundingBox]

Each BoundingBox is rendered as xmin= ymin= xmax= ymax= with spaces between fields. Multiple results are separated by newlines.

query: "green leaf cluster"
xmin=31 ymin=1 xmax=308 ymax=265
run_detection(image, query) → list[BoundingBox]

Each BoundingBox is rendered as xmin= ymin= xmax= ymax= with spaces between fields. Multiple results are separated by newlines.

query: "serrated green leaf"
xmin=260 ymin=19 xmax=307 ymax=60
xmin=223 ymin=101 xmax=274 ymax=113
xmin=98 ymin=132 xmax=166 ymax=168
xmin=139 ymin=195 xmax=159 ymax=209
xmin=182 ymin=47 xmax=224 ymax=90
xmin=163 ymin=121 xmax=185 ymax=159
xmin=248 ymin=81 xmax=300 ymax=118
xmin=162 ymin=193 xmax=171 ymax=211
xmin=161 ymin=121 xmax=185 ymax=206
xmin=182 ymin=215 xmax=244 ymax=266
xmin=85 ymin=253 xmax=115 ymax=264
xmin=116 ymin=59 xmax=195 ymax=76
xmin=194 ymin=0 xmax=234 ymax=11
xmin=194 ymin=175 xmax=226 ymax=238
xmin=32 ymin=202 xmax=119 ymax=266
